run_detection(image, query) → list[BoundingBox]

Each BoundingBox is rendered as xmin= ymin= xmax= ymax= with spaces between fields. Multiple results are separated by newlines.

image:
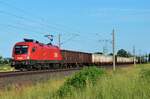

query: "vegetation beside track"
xmin=0 ymin=64 xmax=14 ymax=72
xmin=1 ymin=64 xmax=150 ymax=99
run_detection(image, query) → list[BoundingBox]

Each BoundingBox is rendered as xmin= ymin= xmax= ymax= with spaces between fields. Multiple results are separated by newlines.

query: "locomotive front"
xmin=11 ymin=41 xmax=33 ymax=68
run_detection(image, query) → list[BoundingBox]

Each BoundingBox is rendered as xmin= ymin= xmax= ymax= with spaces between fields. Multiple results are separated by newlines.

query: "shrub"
xmin=58 ymin=67 xmax=105 ymax=97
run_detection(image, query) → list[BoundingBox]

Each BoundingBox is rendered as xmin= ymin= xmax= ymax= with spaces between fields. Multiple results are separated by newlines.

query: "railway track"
xmin=0 ymin=68 xmax=81 ymax=90
xmin=0 ymin=68 xmax=81 ymax=78
xmin=0 ymin=64 xmax=134 ymax=78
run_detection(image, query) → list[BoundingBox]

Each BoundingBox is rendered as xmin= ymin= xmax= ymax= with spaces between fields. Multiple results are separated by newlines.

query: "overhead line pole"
xmin=58 ymin=34 xmax=61 ymax=48
xmin=133 ymin=46 xmax=136 ymax=65
xmin=139 ymin=50 xmax=142 ymax=64
xmin=112 ymin=29 xmax=116 ymax=71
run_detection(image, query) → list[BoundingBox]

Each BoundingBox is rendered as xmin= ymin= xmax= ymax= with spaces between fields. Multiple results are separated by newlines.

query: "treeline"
xmin=117 ymin=49 xmax=132 ymax=57
xmin=0 ymin=56 xmax=11 ymax=64
xmin=94 ymin=49 xmax=133 ymax=57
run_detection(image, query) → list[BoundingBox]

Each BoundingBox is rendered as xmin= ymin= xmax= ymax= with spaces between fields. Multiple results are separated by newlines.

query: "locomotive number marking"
xmin=17 ymin=57 xmax=23 ymax=60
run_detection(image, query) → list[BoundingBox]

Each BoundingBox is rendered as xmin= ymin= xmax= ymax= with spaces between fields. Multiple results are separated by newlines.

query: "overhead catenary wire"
xmin=60 ymin=34 xmax=79 ymax=45
xmin=0 ymin=0 xmax=80 ymax=36
xmin=0 ymin=22 xmax=79 ymax=47
xmin=0 ymin=10 xmax=62 ymax=34
xmin=0 ymin=9 xmax=80 ymax=45
xmin=0 ymin=23 xmax=46 ymax=40
xmin=0 ymin=1 xmax=81 ymax=45
xmin=0 ymin=23 xmax=43 ymax=34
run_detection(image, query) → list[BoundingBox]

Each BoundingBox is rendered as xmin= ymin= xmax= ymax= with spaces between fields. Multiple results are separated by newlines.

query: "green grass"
xmin=0 ymin=64 xmax=15 ymax=72
xmin=1 ymin=64 xmax=150 ymax=99
xmin=0 ymin=79 xmax=64 ymax=99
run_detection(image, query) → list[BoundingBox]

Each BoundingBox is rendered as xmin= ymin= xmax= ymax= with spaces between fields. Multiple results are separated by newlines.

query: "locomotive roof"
xmin=15 ymin=39 xmax=59 ymax=49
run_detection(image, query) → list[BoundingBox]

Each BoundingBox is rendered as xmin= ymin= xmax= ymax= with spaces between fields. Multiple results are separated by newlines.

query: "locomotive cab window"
xmin=15 ymin=45 xmax=28 ymax=54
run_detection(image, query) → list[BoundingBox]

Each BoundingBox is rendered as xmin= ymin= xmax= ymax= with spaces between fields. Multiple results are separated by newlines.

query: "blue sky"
xmin=0 ymin=0 xmax=150 ymax=57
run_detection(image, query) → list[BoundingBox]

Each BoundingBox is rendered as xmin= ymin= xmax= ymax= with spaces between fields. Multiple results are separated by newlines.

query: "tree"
xmin=0 ymin=56 xmax=11 ymax=64
xmin=117 ymin=49 xmax=132 ymax=57
xmin=149 ymin=54 xmax=150 ymax=62
xmin=3 ymin=58 xmax=11 ymax=64
xmin=0 ymin=56 xmax=3 ymax=64
xmin=108 ymin=53 xmax=113 ymax=56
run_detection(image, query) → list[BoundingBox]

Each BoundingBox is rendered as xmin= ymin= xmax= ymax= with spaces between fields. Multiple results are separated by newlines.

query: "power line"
xmin=0 ymin=0 xmax=80 ymax=36
xmin=0 ymin=22 xmax=80 ymax=46
xmin=0 ymin=10 xmax=61 ymax=33
xmin=0 ymin=9 xmax=81 ymax=45
xmin=60 ymin=34 xmax=79 ymax=45
xmin=0 ymin=23 xmax=43 ymax=34
xmin=0 ymin=25 xmax=42 ymax=40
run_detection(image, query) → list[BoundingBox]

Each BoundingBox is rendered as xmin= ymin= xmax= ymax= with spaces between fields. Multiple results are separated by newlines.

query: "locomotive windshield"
xmin=15 ymin=45 xmax=28 ymax=54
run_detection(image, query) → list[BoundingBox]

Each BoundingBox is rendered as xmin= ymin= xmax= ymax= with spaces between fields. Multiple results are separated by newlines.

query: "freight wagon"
xmin=92 ymin=54 xmax=135 ymax=65
xmin=61 ymin=50 xmax=92 ymax=67
xmin=117 ymin=57 xmax=134 ymax=64
xmin=92 ymin=54 xmax=113 ymax=65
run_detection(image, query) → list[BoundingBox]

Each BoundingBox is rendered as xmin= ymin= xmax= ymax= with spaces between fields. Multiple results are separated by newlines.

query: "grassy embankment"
xmin=1 ymin=64 xmax=150 ymax=99
xmin=0 ymin=64 xmax=14 ymax=72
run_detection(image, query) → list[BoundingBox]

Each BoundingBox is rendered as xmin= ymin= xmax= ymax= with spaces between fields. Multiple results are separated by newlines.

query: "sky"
xmin=0 ymin=0 xmax=150 ymax=57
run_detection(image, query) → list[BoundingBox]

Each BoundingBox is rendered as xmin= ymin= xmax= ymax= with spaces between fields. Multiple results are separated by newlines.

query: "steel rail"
xmin=0 ymin=68 xmax=81 ymax=78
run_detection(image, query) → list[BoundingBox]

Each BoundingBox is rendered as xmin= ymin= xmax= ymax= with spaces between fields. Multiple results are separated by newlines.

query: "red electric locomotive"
xmin=11 ymin=39 xmax=62 ymax=70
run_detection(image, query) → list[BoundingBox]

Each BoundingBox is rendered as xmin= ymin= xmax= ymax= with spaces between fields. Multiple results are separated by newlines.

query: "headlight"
xmin=27 ymin=56 xmax=30 ymax=60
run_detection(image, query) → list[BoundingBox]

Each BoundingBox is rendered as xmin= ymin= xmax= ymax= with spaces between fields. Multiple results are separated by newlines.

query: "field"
xmin=0 ymin=64 xmax=14 ymax=72
xmin=0 ymin=64 xmax=150 ymax=99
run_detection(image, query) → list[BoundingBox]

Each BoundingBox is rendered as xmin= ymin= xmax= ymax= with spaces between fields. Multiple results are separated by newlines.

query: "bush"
xmin=58 ymin=67 xmax=105 ymax=97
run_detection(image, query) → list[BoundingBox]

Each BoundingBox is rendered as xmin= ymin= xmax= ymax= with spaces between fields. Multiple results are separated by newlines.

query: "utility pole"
xmin=139 ymin=50 xmax=142 ymax=64
xmin=133 ymin=46 xmax=136 ymax=65
xmin=58 ymin=34 xmax=61 ymax=48
xmin=112 ymin=29 xmax=116 ymax=71
xmin=146 ymin=53 xmax=149 ymax=63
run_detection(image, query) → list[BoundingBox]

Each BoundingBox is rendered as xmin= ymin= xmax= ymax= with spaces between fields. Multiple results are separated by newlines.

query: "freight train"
xmin=11 ymin=39 xmax=134 ymax=70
